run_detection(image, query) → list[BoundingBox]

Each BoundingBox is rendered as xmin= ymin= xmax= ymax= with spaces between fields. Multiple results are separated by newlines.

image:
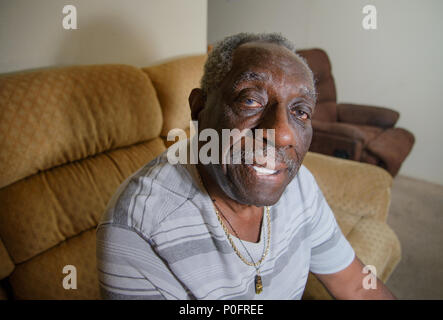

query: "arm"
xmin=313 ymin=256 xmax=396 ymax=300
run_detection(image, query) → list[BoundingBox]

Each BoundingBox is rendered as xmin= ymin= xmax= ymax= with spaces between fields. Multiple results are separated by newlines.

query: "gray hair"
xmin=200 ymin=32 xmax=314 ymax=97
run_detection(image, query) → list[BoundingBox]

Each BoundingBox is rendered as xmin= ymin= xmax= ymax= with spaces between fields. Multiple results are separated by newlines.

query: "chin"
xmin=235 ymin=191 xmax=284 ymax=207
xmin=224 ymin=164 xmax=295 ymax=207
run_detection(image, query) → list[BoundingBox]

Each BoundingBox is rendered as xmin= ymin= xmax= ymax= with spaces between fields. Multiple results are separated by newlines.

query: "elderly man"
xmin=96 ymin=33 xmax=395 ymax=300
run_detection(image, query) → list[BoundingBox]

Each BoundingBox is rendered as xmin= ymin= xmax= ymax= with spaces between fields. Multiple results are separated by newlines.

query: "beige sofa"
xmin=0 ymin=54 xmax=400 ymax=299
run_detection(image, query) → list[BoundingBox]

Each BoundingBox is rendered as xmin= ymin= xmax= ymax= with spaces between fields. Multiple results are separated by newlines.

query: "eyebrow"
xmin=232 ymin=71 xmax=318 ymax=102
xmin=232 ymin=71 xmax=270 ymax=91
xmin=299 ymin=86 xmax=318 ymax=102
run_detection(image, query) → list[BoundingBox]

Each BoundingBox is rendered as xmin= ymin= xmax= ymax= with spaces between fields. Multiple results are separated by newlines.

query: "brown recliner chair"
xmin=296 ymin=49 xmax=415 ymax=176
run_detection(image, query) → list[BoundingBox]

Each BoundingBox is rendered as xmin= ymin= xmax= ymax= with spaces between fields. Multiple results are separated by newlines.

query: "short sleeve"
xmin=96 ymin=223 xmax=189 ymax=299
xmin=308 ymin=188 xmax=355 ymax=274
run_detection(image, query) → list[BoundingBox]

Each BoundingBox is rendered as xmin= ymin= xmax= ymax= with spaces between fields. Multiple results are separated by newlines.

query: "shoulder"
xmin=283 ymin=164 xmax=321 ymax=203
xmin=99 ymin=149 xmax=199 ymax=238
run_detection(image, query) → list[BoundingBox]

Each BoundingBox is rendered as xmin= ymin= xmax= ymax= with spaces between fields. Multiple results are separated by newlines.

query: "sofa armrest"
xmin=337 ymin=103 xmax=399 ymax=129
xmin=303 ymin=152 xmax=392 ymax=222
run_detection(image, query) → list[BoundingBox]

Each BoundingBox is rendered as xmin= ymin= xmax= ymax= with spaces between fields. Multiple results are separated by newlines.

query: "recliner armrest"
xmin=312 ymin=120 xmax=367 ymax=142
xmin=337 ymin=103 xmax=399 ymax=129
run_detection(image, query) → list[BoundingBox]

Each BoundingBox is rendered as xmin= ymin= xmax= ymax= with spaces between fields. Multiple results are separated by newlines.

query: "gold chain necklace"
xmin=214 ymin=204 xmax=270 ymax=294
xmin=195 ymin=169 xmax=271 ymax=294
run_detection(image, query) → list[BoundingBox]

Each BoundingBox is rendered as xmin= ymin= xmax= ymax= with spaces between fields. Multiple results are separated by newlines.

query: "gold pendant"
xmin=255 ymin=275 xmax=263 ymax=294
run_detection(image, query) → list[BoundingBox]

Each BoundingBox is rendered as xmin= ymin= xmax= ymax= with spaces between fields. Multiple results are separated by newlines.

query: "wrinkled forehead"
xmin=229 ymin=41 xmax=314 ymax=88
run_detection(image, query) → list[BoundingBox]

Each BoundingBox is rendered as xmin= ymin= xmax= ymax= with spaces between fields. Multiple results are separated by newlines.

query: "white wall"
xmin=0 ymin=0 xmax=207 ymax=73
xmin=208 ymin=0 xmax=443 ymax=185
xmin=208 ymin=0 xmax=310 ymax=47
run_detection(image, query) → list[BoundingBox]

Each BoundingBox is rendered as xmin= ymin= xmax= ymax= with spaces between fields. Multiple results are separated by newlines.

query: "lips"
xmin=252 ymin=165 xmax=277 ymax=175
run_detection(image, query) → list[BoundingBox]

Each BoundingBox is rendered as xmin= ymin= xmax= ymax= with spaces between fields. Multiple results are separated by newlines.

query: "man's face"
xmin=197 ymin=42 xmax=316 ymax=206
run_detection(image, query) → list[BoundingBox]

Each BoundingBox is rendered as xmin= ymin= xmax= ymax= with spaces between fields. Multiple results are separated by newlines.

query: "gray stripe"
xmin=100 ymin=287 xmax=165 ymax=300
xmin=154 ymin=198 xmax=314 ymax=265
xmin=193 ymin=269 xmax=256 ymax=300
xmin=151 ymin=222 xmax=220 ymax=238
xmin=100 ymin=279 xmax=180 ymax=300
xmin=99 ymin=280 xmax=158 ymax=292
xmin=140 ymin=162 xmax=165 ymax=230
xmin=113 ymin=160 xmax=157 ymax=225
xmin=130 ymin=158 xmax=163 ymax=226
xmin=97 ymin=268 xmax=145 ymax=280
xmin=311 ymin=228 xmax=341 ymax=255
xmin=157 ymin=237 xmax=232 ymax=264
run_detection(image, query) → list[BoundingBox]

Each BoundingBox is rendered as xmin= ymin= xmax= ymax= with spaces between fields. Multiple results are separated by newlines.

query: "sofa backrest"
xmin=0 ymin=50 xmax=339 ymax=299
xmin=143 ymin=55 xmax=207 ymax=145
xmin=0 ymin=64 xmax=165 ymax=299
xmin=297 ymin=49 xmax=338 ymax=122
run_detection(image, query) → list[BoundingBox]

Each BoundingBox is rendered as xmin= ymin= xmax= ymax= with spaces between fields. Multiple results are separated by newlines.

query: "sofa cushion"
xmin=303 ymin=152 xmax=392 ymax=222
xmin=0 ymin=239 xmax=14 ymax=279
xmin=0 ymin=138 xmax=165 ymax=265
xmin=8 ymin=228 xmax=100 ymax=300
xmin=143 ymin=55 xmax=207 ymax=138
xmin=0 ymin=64 xmax=163 ymax=189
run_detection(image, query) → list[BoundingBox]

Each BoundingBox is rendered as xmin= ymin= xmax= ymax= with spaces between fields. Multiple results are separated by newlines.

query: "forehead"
xmin=228 ymin=42 xmax=314 ymax=89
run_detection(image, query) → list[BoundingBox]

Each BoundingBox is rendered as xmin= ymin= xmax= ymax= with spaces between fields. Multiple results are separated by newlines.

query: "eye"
xmin=293 ymin=109 xmax=310 ymax=121
xmin=243 ymin=98 xmax=262 ymax=108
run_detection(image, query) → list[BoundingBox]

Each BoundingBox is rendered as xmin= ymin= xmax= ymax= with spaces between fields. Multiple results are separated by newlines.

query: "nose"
xmin=260 ymin=103 xmax=297 ymax=149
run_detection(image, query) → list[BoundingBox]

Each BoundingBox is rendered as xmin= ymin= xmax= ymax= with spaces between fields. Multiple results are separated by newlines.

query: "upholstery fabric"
xmin=0 ymin=138 xmax=165 ymax=265
xmin=312 ymin=102 xmax=338 ymax=123
xmin=143 ymin=55 xmax=207 ymax=137
xmin=312 ymin=120 xmax=368 ymax=143
xmin=0 ymin=239 xmax=14 ymax=279
xmin=367 ymin=128 xmax=416 ymax=176
xmin=310 ymin=131 xmax=363 ymax=161
xmin=303 ymin=152 xmax=392 ymax=222
xmin=313 ymin=121 xmax=383 ymax=147
xmin=8 ymin=228 xmax=100 ymax=300
xmin=0 ymin=65 xmax=163 ymax=189
xmin=337 ymin=103 xmax=400 ymax=129
xmin=0 ymin=283 xmax=8 ymax=300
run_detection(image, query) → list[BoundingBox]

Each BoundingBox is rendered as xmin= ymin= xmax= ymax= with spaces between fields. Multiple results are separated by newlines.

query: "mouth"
xmin=251 ymin=165 xmax=278 ymax=176
xmin=244 ymin=161 xmax=288 ymax=181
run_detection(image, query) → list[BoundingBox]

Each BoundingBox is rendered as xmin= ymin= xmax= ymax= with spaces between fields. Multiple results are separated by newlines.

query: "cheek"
xmin=302 ymin=125 xmax=313 ymax=149
xmin=289 ymin=125 xmax=312 ymax=166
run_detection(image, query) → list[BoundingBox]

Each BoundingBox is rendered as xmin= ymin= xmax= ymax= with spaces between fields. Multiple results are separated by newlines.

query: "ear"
xmin=189 ymin=88 xmax=205 ymax=121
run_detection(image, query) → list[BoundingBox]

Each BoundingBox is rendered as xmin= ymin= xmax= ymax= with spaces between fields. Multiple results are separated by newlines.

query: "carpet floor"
xmin=385 ymin=175 xmax=443 ymax=299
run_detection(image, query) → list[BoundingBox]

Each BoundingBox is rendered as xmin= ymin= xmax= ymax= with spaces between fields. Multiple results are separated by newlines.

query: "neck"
xmin=196 ymin=164 xmax=262 ymax=220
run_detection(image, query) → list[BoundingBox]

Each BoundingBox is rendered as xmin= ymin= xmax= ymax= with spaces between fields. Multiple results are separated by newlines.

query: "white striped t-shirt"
xmin=96 ymin=149 xmax=355 ymax=300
